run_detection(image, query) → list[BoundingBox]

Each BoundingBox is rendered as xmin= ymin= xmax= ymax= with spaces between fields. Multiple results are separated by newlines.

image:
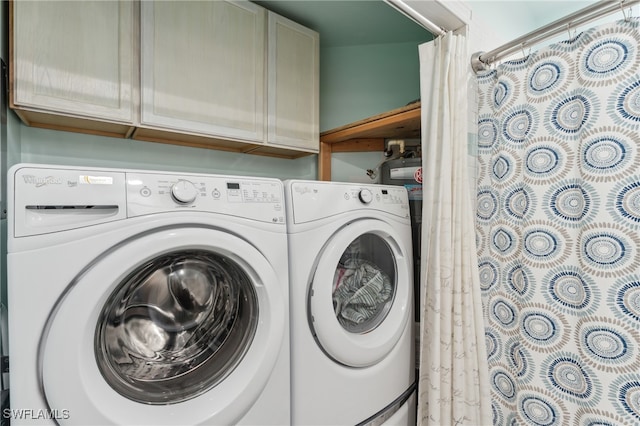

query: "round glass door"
xmin=332 ymin=233 xmax=396 ymax=334
xmin=309 ymin=219 xmax=410 ymax=368
xmin=41 ymin=226 xmax=285 ymax=425
xmin=95 ymin=249 xmax=258 ymax=405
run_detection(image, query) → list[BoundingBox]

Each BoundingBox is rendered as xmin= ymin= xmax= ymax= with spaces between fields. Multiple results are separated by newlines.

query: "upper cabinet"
xmin=9 ymin=0 xmax=319 ymax=158
xmin=139 ymin=1 xmax=266 ymax=143
xmin=267 ymin=13 xmax=319 ymax=152
xmin=10 ymin=0 xmax=137 ymax=137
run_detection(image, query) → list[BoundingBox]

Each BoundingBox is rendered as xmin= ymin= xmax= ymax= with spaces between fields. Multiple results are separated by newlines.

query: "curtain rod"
xmin=383 ymin=0 xmax=448 ymax=37
xmin=471 ymin=0 xmax=639 ymax=72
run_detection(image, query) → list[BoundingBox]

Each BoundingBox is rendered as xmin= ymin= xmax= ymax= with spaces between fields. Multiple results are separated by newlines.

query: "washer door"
xmin=41 ymin=226 xmax=285 ymax=425
xmin=309 ymin=219 xmax=410 ymax=367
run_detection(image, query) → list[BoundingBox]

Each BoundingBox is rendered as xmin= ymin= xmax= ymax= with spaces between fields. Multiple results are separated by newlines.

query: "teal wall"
xmin=320 ymin=41 xmax=424 ymax=132
xmin=320 ymin=40 xmax=424 ymax=184
xmin=15 ymin=123 xmax=318 ymax=180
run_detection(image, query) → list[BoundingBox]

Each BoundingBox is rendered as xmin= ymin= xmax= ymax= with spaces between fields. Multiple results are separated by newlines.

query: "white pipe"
xmin=387 ymin=139 xmax=406 ymax=154
xmin=367 ymin=140 xmax=406 ymax=181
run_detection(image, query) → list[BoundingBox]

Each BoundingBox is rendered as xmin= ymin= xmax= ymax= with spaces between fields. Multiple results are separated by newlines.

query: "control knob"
xmin=358 ymin=188 xmax=373 ymax=204
xmin=171 ymin=180 xmax=198 ymax=204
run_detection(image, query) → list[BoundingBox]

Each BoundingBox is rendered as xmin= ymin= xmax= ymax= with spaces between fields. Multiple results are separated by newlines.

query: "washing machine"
xmin=285 ymin=180 xmax=416 ymax=426
xmin=7 ymin=164 xmax=290 ymax=425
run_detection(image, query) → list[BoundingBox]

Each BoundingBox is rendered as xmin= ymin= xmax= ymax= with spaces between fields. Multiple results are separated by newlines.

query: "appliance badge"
xmin=79 ymin=175 xmax=113 ymax=185
xmin=294 ymin=186 xmax=318 ymax=195
xmin=21 ymin=175 xmax=63 ymax=187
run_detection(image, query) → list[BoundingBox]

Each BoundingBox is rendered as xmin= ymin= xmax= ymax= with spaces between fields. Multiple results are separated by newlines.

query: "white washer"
xmin=285 ymin=180 xmax=416 ymax=426
xmin=7 ymin=164 xmax=290 ymax=425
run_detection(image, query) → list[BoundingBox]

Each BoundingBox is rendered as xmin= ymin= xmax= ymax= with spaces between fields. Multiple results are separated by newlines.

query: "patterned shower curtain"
xmin=475 ymin=18 xmax=640 ymax=425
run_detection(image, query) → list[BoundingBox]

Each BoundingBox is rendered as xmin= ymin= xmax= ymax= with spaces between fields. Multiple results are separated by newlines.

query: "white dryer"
xmin=7 ymin=164 xmax=290 ymax=425
xmin=285 ymin=180 xmax=416 ymax=426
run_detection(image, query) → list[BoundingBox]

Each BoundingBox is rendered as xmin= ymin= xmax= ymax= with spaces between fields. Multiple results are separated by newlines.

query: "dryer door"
xmin=309 ymin=218 xmax=411 ymax=367
xmin=41 ymin=226 xmax=285 ymax=425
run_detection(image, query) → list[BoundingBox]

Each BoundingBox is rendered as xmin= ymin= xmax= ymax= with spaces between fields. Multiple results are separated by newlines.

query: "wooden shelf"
xmin=318 ymin=101 xmax=421 ymax=180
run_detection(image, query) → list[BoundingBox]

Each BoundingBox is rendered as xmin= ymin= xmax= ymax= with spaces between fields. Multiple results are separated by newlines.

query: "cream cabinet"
xmin=139 ymin=1 xmax=319 ymax=155
xmin=267 ymin=12 xmax=320 ymax=152
xmin=139 ymin=1 xmax=266 ymax=143
xmin=10 ymin=0 xmax=319 ymax=157
xmin=11 ymin=0 xmax=136 ymax=135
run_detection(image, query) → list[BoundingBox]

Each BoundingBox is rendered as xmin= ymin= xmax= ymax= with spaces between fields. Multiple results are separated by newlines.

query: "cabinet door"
xmin=267 ymin=13 xmax=319 ymax=152
xmin=12 ymin=1 xmax=135 ymax=123
xmin=141 ymin=1 xmax=266 ymax=143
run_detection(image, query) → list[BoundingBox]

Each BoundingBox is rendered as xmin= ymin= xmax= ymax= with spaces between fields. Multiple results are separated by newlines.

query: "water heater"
xmin=380 ymin=157 xmax=422 ymax=322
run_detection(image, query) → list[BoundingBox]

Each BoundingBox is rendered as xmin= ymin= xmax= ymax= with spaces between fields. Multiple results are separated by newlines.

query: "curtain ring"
xmin=620 ymin=1 xmax=631 ymax=21
xmin=566 ymin=23 xmax=576 ymax=40
xmin=520 ymin=43 xmax=530 ymax=60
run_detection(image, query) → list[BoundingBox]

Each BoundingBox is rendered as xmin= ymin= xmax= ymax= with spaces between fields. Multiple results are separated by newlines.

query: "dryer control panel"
xmin=127 ymin=172 xmax=285 ymax=224
xmin=286 ymin=180 xmax=410 ymax=224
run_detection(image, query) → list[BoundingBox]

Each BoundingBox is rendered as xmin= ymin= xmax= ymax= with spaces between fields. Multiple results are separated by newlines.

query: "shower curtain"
xmin=418 ymin=33 xmax=491 ymax=425
xmin=476 ymin=17 xmax=640 ymax=425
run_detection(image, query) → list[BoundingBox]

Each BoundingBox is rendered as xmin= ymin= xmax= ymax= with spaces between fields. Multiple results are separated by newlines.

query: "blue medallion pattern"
xmin=545 ymin=89 xmax=599 ymax=139
xmin=609 ymin=375 xmax=640 ymax=423
xmin=576 ymin=317 xmax=640 ymax=373
xmin=492 ymin=367 xmax=517 ymax=404
xmin=502 ymin=105 xmax=538 ymax=146
xmin=476 ymin=18 xmax=640 ymax=425
xmin=478 ymin=256 xmax=500 ymax=293
xmin=609 ymin=176 xmax=640 ymax=228
xmin=609 ymin=75 xmax=640 ymax=129
xmin=542 ymin=179 xmax=597 ymax=226
xmin=477 ymin=187 xmax=499 ymax=222
xmin=504 ymin=260 xmax=533 ymax=301
xmin=478 ymin=115 xmax=499 ymax=151
xmin=608 ymin=275 xmax=640 ymax=324
xmin=529 ymin=60 xmax=562 ymax=94
xmin=541 ymin=353 xmax=599 ymax=404
xmin=490 ymin=295 xmax=519 ymax=332
xmin=580 ymin=127 xmax=636 ymax=181
xmin=543 ymin=265 xmax=599 ymax=315
xmin=486 ymin=329 xmax=501 ymax=362
xmin=518 ymin=387 xmax=567 ymax=426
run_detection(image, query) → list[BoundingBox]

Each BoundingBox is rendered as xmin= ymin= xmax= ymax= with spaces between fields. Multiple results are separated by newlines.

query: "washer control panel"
xmin=127 ymin=172 xmax=284 ymax=224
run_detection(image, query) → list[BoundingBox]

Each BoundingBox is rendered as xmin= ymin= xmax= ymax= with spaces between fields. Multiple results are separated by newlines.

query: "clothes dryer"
xmin=285 ymin=180 xmax=416 ymax=425
xmin=7 ymin=164 xmax=289 ymax=425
